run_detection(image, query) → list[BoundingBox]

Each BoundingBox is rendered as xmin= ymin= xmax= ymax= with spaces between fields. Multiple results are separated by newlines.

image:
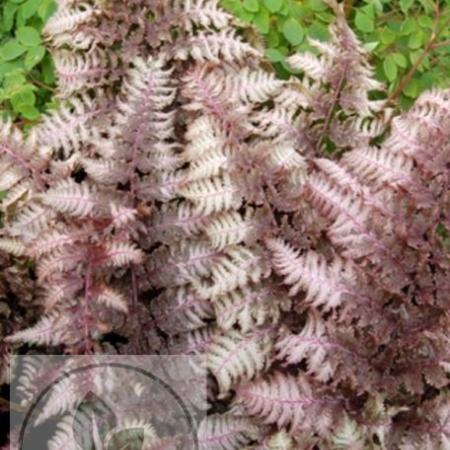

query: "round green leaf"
xmin=364 ymin=41 xmax=379 ymax=52
xmin=263 ymin=0 xmax=282 ymax=13
xmin=16 ymin=104 xmax=40 ymax=120
xmin=25 ymin=45 xmax=45 ymax=69
xmin=3 ymin=3 xmax=19 ymax=32
xmin=0 ymin=40 xmax=26 ymax=61
xmin=383 ymin=56 xmax=398 ymax=82
xmin=393 ymin=52 xmax=408 ymax=68
xmin=418 ymin=15 xmax=433 ymax=28
xmin=408 ymin=31 xmax=424 ymax=49
xmin=379 ymin=28 xmax=396 ymax=45
xmin=400 ymin=18 xmax=416 ymax=35
xmin=403 ymin=79 xmax=419 ymax=98
xmin=19 ymin=0 xmax=41 ymax=20
xmin=38 ymin=0 xmax=57 ymax=21
xmin=265 ymin=48 xmax=284 ymax=62
xmin=283 ymin=18 xmax=304 ymax=45
xmin=11 ymin=85 xmax=36 ymax=109
xmin=307 ymin=22 xmax=330 ymax=41
xmin=17 ymin=26 xmax=42 ymax=47
xmin=355 ymin=11 xmax=374 ymax=33
xmin=400 ymin=0 xmax=414 ymax=13
xmin=243 ymin=0 xmax=259 ymax=13
xmin=308 ymin=0 xmax=328 ymax=12
xmin=253 ymin=8 xmax=270 ymax=34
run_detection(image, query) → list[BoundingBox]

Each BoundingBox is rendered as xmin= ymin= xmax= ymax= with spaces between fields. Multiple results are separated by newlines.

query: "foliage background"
xmin=221 ymin=0 xmax=450 ymax=108
xmin=0 ymin=0 xmax=56 ymax=124
xmin=0 ymin=0 xmax=450 ymax=117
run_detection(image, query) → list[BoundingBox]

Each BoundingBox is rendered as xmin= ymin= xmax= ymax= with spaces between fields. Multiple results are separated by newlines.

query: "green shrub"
xmin=0 ymin=0 xmax=56 ymax=124
xmin=222 ymin=0 xmax=450 ymax=107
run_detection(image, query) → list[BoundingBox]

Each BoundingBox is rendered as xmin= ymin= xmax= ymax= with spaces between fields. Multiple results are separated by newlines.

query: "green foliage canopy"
xmin=0 ymin=0 xmax=56 ymax=123
xmin=221 ymin=0 xmax=450 ymax=107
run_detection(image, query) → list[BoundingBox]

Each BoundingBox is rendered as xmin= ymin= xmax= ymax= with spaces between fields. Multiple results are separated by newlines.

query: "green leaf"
xmin=25 ymin=45 xmax=45 ymax=68
xmin=361 ymin=4 xmax=375 ymax=17
xmin=418 ymin=15 xmax=433 ymax=28
xmin=371 ymin=0 xmax=384 ymax=15
xmin=11 ymin=85 xmax=36 ymax=109
xmin=38 ymin=0 xmax=56 ymax=21
xmin=16 ymin=26 xmax=41 ymax=46
xmin=408 ymin=30 xmax=424 ymax=49
xmin=266 ymin=29 xmax=280 ymax=47
xmin=16 ymin=104 xmax=40 ymax=120
xmin=400 ymin=18 xmax=416 ymax=35
xmin=253 ymin=8 xmax=270 ymax=34
xmin=3 ymin=3 xmax=19 ymax=32
xmin=403 ymin=78 xmax=419 ymax=98
xmin=0 ymin=40 xmax=26 ymax=61
xmin=400 ymin=0 xmax=414 ymax=13
xmin=393 ymin=52 xmax=408 ymax=68
xmin=0 ymin=191 xmax=7 ymax=201
xmin=383 ymin=55 xmax=398 ymax=82
xmin=243 ymin=0 xmax=259 ymax=13
xmin=307 ymin=22 xmax=330 ymax=41
xmin=379 ymin=28 xmax=396 ymax=45
xmin=364 ymin=41 xmax=379 ymax=52
xmin=19 ymin=0 xmax=41 ymax=20
xmin=265 ymin=48 xmax=284 ymax=62
xmin=4 ymin=69 xmax=26 ymax=87
xmin=282 ymin=18 xmax=304 ymax=45
xmin=409 ymin=49 xmax=422 ymax=65
xmin=418 ymin=0 xmax=434 ymax=12
xmin=354 ymin=11 xmax=374 ymax=33
xmin=263 ymin=0 xmax=283 ymax=13
xmin=308 ymin=0 xmax=328 ymax=12
xmin=41 ymin=54 xmax=55 ymax=84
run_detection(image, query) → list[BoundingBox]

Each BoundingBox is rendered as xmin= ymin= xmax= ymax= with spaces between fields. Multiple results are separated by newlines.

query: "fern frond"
xmin=6 ymin=312 xmax=72 ymax=346
xmin=95 ymin=285 xmax=128 ymax=313
xmin=314 ymin=158 xmax=365 ymax=195
xmin=205 ymin=210 xmax=259 ymax=250
xmin=276 ymin=312 xmax=335 ymax=382
xmin=103 ymin=242 xmax=145 ymax=267
xmin=7 ymin=202 xmax=55 ymax=239
xmin=198 ymin=414 xmax=260 ymax=450
xmin=287 ymin=52 xmax=327 ymax=82
xmin=44 ymin=2 xmax=97 ymax=48
xmin=207 ymin=328 xmax=273 ymax=395
xmin=150 ymin=239 xmax=223 ymax=287
xmin=37 ymin=249 xmax=82 ymax=281
xmin=185 ymin=148 xmax=229 ymax=182
xmin=176 ymin=30 xmax=261 ymax=63
xmin=0 ymin=238 xmax=26 ymax=256
xmin=53 ymin=48 xmax=118 ymax=97
xmin=31 ymin=94 xmax=105 ymax=158
xmin=41 ymin=180 xmax=99 ymax=217
xmin=148 ymin=203 xmax=209 ymax=244
xmin=267 ymin=239 xmax=356 ymax=311
xmin=82 ymin=158 xmax=128 ymax=184
xmin=197 ymin=246 xmax=270 ymax=298
xmin=236 ymin=372 xmax=332 ymax=433
xmin=151 ymin=286 xmax=214 ymax=335
xmin=180 ymin=175 xmax=242 ymax=215
xmin=342 ymin=147 xmax=414 ymax=190
xmin=214 ymin=284 xmax=290 ymax=333
xmin=30 ymin=226 xmax=90 ymax=257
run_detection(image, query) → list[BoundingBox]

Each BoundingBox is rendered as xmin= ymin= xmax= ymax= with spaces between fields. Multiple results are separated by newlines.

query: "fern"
xmin=1 ymin=1 xmax=449 ymax=449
